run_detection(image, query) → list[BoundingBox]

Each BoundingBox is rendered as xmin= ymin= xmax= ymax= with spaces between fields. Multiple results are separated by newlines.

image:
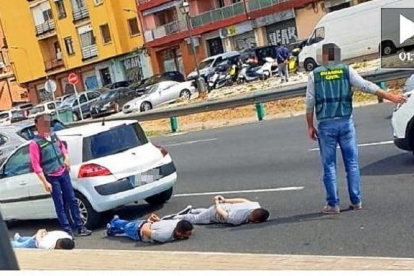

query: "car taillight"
xmin=155 ymin=145 xmax=168 ymax=157
xmin=78 ymin=164 xmax=112 ymax=178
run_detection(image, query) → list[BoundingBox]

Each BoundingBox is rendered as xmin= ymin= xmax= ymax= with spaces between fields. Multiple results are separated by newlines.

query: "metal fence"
xmin=73 ymin=7 xmax=89 ymax=22
xmin=191 ymin=2 xmax=245 ymax=28
xmin=35 ymin=20 xmax=55 ymax=36
xmin=69 ymin=69 xmax=413 ymax=127
xmin=44 ymin=58 xmax=64 ymax=72
xmin=152 ymin=20 xmax=187 ymax=40
xmin=81 ymin=45 xmax=98 ymax=60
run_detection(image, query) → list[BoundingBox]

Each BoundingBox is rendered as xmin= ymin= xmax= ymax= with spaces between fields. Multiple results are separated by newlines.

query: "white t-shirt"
xmin=37 ymin=231 xmax=73 ymax=250
xmin=150 ymin=220 xmax=180 ymax=243
xmin=220 ymin=202 xmax=261 ymax=225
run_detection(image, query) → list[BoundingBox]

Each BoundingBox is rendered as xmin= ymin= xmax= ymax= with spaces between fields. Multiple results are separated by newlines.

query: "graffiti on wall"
xmin=123 ymin=56 xmax=143 ymax=82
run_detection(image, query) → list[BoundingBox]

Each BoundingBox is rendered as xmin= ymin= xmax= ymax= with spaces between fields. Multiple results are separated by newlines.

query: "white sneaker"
xmin=14 ymin=233 xmax=21 ymax=241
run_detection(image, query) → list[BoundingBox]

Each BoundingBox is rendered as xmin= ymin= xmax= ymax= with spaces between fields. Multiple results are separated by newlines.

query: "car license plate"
xmin=132 ymin=168 xmax=161 ymax=187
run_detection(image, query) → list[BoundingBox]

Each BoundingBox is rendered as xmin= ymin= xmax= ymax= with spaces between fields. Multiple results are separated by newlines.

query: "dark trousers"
xmin=46 ymin=170 xmax=83 ymax=233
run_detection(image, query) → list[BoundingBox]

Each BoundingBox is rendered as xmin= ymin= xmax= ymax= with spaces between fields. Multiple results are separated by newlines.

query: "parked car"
xmin=28 ymin=101 xmax=61 ymax=119
xmin=187 ymin=51 xmax=240 ymax=81
xmin=392 ymin=75 xmax=414 ymax=152
xmin=0 ymin=109 xmax=27 ymax=126
xmin=56 ymin=94 xmax=73 ymax=103
xmin=104 ymin=81 xmax=132 ymax=89
xmin=129 ymin=72 xmax=185 ymax=94
xmin=0 ymin=120 xmax=177 ymax=228
xmin=90 ymin=88 xmax=139 ymax=118
xmin=60 ymin=91 xmax=101 ymax=121
xmin=123 ymin=81 xmax=194 ymax=114
xmin=0 ymin=120 xmax=66 ymax=165
xmin=14 ymin=103 xmax=34 ymax=117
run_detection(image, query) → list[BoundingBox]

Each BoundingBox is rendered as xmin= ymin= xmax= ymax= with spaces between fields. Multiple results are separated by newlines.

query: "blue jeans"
xmin=11 ymin=236 xmax=37 ymax=249
xmin=318 ymin=117 xmax=362 ymax=207
xmin=46 ymin=170 xmax=83 ymax=233
xmin=108 ymin=217 xmax=145 ymax=241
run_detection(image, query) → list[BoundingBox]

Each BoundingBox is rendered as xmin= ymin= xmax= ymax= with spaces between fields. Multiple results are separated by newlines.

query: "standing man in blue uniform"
xmin=305 ymin=43 xmax=407 ymax=214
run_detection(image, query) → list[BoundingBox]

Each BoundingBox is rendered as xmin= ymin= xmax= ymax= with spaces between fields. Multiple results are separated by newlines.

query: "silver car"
xmin=122 ymin=81 xmax=195 ymax=114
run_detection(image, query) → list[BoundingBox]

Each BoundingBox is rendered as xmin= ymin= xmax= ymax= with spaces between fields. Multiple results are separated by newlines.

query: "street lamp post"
xmin=179 ymin=0 xmax=206 ymax=97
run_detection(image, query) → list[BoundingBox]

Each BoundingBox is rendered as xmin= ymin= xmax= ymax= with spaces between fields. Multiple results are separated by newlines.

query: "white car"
xmin=0 ymin=109 xmax=27 ymax=126
xmin=123 ymin=81 xmax=195 ymax=114
xmin=0 ymin=120 xmax=177 ymax=228
xmin=28 ymin=100 xmax=60 ymax=119
xmin=391 ymin=75 xmax=414 ymax=152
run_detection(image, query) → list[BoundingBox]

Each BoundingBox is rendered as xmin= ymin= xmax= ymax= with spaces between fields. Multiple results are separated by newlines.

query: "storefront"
xmin=254 ymin=9 xmax=298 ymax=48
xmin=203 ymin=30 xmax=224 ymax=57
xmin=120 ymin=51 xmax=153 ymax=82
xmin=220 ymin=21 xmax=257 ymax=52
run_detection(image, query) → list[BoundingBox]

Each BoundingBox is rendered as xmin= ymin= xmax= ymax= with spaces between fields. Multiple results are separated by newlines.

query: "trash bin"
xmin=52 ymin=107 xmax=73 ymax=124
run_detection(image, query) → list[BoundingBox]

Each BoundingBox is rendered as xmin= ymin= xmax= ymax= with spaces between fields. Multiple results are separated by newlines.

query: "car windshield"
xmin=83 ymin=123 xmax=148 ymax=161
xmin=99 ymin=90 xmax=118 ymax=100
xmin=198 ymin=59 xmax=214 ymax=70
xmin=29 ymin=106 xmax=45 ymax=115
xmin=61 ymin=95 xmax=77 ymax=107
xmin=0 ymin=113 xmax=9 ymax=120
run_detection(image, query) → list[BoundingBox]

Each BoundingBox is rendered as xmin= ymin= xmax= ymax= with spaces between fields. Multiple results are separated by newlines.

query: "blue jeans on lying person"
xmin=107 ymin=217 xmax=146 ymax=241
xmin=11 ymin=236 xmax=37 ymax=249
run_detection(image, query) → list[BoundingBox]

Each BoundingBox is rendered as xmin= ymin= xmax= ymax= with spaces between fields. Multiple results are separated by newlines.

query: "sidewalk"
xmin=15 ymin=250 xmax=414 ymax=270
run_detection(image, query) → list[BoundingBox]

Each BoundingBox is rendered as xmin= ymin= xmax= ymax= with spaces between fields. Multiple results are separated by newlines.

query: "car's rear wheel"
xmin=381 ymin=41 xmax=396 ymax=56
xmin=145 ymin=187 xmax=173 ymax=206
xmin=74 ymin=192 xmax=101 ymax=229
xmin=72 ymin=112 xmax=79 ymax=122
xmin=304 ymin=58 xmax=317 ymax=72
xmin=140 ymin=102 xmax=152 ymax=112
xmin=180 ymin=89 xmax=191 ymax=100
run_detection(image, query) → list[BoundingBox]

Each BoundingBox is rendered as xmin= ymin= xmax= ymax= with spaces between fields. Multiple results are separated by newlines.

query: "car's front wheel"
xmin=74 ymin=192 xmax=101 ymax=229
xmin=140 ymin=102 xmax=152 ymax=112
xmin=72 ymin=112 xmax=79 ymax=122
xmin=180 ymin=89 xmax=191 ymax=100
xmin=145 ymin=187 xmax=173 ymax=205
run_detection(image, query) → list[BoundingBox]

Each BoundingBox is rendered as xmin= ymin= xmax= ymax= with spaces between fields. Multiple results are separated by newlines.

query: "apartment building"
xmin=137 ymin=0 xmax=371 ymax=76
xmin=0 ymin=0 xmax=152 ymax=103
xmin=0 ymin=21 xmax=28 ymax=111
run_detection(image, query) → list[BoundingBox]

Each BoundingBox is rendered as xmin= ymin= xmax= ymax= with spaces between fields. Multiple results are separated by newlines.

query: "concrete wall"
xmin=295 ymin=2 xmax=326 ymax=40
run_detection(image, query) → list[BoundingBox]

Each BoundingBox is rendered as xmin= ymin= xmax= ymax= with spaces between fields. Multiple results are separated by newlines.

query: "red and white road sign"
xmin=68 ymin=73 xmax=79 ymax=85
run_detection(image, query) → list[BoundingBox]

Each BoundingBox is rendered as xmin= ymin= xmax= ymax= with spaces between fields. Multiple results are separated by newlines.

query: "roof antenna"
xmin=102 ymin=116 xmax=105 ymax=126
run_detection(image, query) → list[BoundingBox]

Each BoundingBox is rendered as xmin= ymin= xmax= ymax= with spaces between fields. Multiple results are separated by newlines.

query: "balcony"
xmin=44 ymin=58 xmax=64 ymax=72
xmin=191 ymin=2 xmax=246 ymax=28
xmin=145 ymin=19 xmax=187 ymax=42
xmin=81 ymin=44 xmax=98 ymax=61
xmin=35 ymin=20 xmax=55 ymax=36
xmin=248 ymin=0 xmax=287 ymax=11
xmin=73 ymin=7 xmax=89 ymax=22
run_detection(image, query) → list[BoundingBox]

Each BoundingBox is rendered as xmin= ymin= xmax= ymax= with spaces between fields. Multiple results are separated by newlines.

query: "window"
xmin=87 ymin=91 xmax=100 ymax=100
xmin=100 ymin=68 xmax=112 ymax=86
xmin=47 ymin=103 xmax=56 ymax=110
xmin=64 ymin=37 xmax=75 ymax=55
xmin=42 ymin=9 xmax=53 ymax=21
xmin=3 ymin=146 xmax=31 ymax=177
xmin=308 ymin=27 xmax=325 ymax=45
xmin=127 ymin=18 xmax=140 ymax=36
xmin=100 ymin=24 xmax=111 ymax=44
xmin=73 ymin=94 xmax=87 ymax=106
xmin=82 ymin=123 xmax=148 ymax=162
xmin=55 ymin=0 xmax=67 ymax=19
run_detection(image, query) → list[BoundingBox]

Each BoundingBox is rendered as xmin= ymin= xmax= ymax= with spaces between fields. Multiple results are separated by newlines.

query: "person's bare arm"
xmin=34 ymin=229 xmax=47 ymax=243
xmin=147 ymin=214 xmax=160 ymax=223
xmin=305 ymin=72 xmax=318 ymax=141
xmin=140 ymin=223 xmax=152 ymax=240
xmin=214 ymin=199 xmax=229 ymax=219
xmin=36 ymin=173 xmax=53 ymax=193
xmin=375 ymin=89 xmax=407 ymax=104
xmin=306 ymin=112 xmax=318 ymax=141
xmin=222 ymin=198 xmax=250 ymax=204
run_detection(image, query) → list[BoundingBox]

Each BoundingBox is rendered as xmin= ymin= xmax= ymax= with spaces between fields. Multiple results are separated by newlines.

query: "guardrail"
xmin=69 ymin=69 xmax=413 ymax=129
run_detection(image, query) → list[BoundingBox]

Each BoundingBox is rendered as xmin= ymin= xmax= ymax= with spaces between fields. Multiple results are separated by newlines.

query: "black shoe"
xmin=75 ymin=227 xmax=92 ymax=237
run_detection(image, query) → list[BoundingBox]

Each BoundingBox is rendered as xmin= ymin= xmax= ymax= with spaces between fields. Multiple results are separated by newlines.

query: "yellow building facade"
xmin=0 ymin=0 xmax=151 ymax=103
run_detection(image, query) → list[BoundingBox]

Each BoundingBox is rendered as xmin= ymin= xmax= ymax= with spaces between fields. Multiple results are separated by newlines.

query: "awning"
xmin=142 ymin=0 xmax=181 ymax=17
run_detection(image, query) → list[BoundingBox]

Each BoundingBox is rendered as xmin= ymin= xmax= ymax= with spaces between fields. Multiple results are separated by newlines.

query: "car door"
xmin=73 ymin=94 xmax=88 ymax=117
xmin=158 ymin=82 xmax=178 ymax=104
xmin=86 ymin=91 xmax=101 ymax=115
xmin=0 ymin=145 xmax=37 ymax=221
xmin=163 ymin=81 xmax=181 ymax=102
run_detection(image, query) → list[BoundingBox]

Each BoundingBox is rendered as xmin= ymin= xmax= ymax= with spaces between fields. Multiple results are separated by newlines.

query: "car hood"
xmin=93 ymin=98 xmax=115 ymax=107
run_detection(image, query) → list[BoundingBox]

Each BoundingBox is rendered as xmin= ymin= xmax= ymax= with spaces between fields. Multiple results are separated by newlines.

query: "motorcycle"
xmin=237 ymin=57 xmax=274 ymax=84
xmin=207 ymin=63 xmax=234 ymax=92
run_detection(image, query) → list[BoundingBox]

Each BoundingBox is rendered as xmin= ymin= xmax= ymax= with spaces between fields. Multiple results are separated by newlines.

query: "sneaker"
xmin=75 ymin=226 xmax=92 ymax=237
xmin=106 ymin=223 xmax=113 ymax=237
xmin=13 ymin=233 xmax=21 ymax=241
xmin=322 ymin=205 xmax=340 ymax=215
xmin=350 ymin=203 xmax=362 ymax=210
xmin=177 ymin=205 xmax=192 ymax=216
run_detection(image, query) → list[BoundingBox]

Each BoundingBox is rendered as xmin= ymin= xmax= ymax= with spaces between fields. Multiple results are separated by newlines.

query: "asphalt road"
xmin=8 ymin=103 xmax=414 ymax=258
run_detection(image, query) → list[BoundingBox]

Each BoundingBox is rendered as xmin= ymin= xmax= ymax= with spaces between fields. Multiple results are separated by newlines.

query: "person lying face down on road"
xmin=106 ymin=213 xmax=194 ymax=243
xmin=172 ymin=196 xmax=270 ymax=226
xmin=11 ymin=229 xmax=75 ymax=250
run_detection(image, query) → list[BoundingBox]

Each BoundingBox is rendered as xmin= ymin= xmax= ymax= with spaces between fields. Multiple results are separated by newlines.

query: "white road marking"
xmin=174 ymin=186 xmax=304 ymax=197
xmin=309 ymin=140 xmax=394 ymax=152
xmin=164 ymin=138 xmax=218 ymax=147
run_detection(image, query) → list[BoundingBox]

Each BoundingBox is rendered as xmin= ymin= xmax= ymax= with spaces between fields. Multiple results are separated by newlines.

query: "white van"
xmin=298 ymin=0 xmax=414 ymax=71
xmin=27 ymin=100 xmax=60 ymax=119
